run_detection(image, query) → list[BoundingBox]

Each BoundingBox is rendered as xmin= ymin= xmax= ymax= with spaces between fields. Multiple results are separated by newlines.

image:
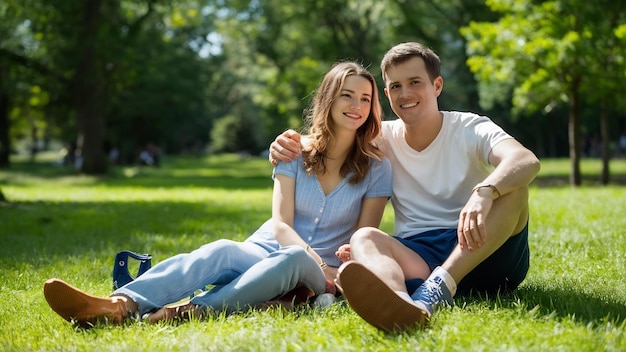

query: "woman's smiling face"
xmin=330 ymin=75 xmax=373 ymax=132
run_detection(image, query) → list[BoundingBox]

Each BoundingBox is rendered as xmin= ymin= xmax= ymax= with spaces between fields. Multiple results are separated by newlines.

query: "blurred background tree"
xmin=462 ymin=0 xmax=626 ymax=185
xmin=1 ymin=0 xmax=624 ymax=185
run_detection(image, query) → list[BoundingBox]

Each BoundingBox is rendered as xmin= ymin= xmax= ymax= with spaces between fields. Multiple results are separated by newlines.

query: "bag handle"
xmin=112 ymin=250 xmax=152 ymax=289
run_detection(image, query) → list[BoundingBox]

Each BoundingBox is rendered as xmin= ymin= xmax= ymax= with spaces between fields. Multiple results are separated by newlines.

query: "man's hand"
xmin=457 ymin=191 xmax=493 ymax=251
xmin=269 ymin=129 xmax=302 ymax=165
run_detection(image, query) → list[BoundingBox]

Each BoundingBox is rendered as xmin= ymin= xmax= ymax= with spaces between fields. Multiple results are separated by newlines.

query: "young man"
xmin=270 ymin=42 xmax=540 ymax=332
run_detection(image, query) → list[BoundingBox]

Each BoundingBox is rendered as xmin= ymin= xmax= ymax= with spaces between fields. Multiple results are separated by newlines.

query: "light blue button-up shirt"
xmin=246 ymin=155 xmax=392 ymax=267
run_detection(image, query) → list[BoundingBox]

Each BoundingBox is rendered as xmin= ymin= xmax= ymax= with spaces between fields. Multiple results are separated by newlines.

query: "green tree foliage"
xmin=210 ymin=0 xmax=399 ymax=139
xmin=2 ymin=0 xmax=505 ymax=172
xmin=210 ymin=113 xmax=264 ymax=154
xmin=106 ymin=3 xmax=219 ymax=162
xmin=462 ymin=0 xmax=626 ymax=185
xmin=384 ymin=0 xmax=499 ymax=113
xmin=1 ymin=1 xmax=227 ymax=173
xmin=0 ymin=0 xmax=50 ymax=167
xmin=3 ymin=0 xmax=622 ymax=182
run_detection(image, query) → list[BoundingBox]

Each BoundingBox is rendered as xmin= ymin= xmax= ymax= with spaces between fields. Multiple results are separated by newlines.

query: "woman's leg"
xmin=190 ymin=245 xmax=326 ymax=314
xmin=114 ymin=240 xmax=269 ymax=314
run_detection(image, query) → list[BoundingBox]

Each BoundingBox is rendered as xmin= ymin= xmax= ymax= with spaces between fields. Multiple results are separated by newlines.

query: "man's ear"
xmin=434 ymin=76 xmax=443 ymax=97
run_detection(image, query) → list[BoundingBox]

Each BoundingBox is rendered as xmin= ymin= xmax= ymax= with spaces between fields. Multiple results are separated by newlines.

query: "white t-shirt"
xmin=380 ymin=111 xmax=512 ymax=237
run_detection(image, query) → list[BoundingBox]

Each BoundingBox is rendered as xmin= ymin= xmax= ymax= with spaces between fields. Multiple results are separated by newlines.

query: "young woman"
xmin=43 ymin=61 xmax=392 ymax=328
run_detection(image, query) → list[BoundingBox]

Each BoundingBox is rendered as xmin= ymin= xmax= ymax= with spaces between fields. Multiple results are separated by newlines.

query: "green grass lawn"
xmin=1 ymin=154 xmax=625 ymax=351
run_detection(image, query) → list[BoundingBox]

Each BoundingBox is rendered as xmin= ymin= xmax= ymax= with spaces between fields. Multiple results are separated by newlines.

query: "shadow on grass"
xmin=0 ymin=155 xmax=275 ymax=190
xmin=0 ymin=199 xmax=271 ymax=264
xmin=4 ymin=155 xmax=626 ymax=188
xmin=458 ymin=285 xmax=626 ymax=326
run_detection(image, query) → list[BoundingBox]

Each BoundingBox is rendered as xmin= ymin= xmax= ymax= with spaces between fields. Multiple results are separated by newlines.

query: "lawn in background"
xmin=0 ymin=154 xmax=625 ymax=351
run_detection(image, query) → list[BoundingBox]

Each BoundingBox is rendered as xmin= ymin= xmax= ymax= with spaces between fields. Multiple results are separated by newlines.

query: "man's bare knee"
xmin=351 ymin=227 xmax=388 ymax=247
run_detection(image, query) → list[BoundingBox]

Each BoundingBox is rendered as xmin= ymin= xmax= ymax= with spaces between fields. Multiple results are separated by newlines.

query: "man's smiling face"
xmin=384 ymin=57 xmax=443 ymax=126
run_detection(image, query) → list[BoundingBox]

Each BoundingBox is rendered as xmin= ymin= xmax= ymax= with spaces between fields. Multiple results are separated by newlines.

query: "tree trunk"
xmin=599 ymin=101 xmax=610 ymax=185
xmin=568 ymin=81 xmax=582 ymax=186
xmin=73 ymin=0 xmax=107 ymax=174
xmin=29 ymin=125 xmax=38 ymax=163
xmin=0 ymin=65 xmax=10 ymax=168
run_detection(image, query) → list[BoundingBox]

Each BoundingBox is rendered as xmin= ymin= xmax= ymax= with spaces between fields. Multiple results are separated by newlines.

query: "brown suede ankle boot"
xmin=145 ymin=302 xmax=206 ymax=324
xmin=43 ymin=278 xmax=134 ymax=328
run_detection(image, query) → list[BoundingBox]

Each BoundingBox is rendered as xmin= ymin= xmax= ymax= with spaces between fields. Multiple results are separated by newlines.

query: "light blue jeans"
xmin=113 ymin=240 xmax=326 ymax=315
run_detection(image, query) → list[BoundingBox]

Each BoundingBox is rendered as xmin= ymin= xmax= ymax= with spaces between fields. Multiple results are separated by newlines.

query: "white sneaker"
xmin=312 ymin=293 xmax=336 ymax=309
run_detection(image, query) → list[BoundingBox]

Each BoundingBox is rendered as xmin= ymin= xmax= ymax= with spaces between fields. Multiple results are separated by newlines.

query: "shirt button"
xmin=320 ymin=207 xmax=323 ymax=212
xmin=314 ymin=217 xmax=319 ymax=223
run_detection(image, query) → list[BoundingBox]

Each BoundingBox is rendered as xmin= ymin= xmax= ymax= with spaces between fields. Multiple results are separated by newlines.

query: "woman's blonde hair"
xmin=301 ymin=61 xmax=384 ymax=184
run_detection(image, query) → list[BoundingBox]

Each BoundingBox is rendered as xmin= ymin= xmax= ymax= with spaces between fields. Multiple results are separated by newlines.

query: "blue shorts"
xmin=397 ymin=222 xmax=530 ymax=295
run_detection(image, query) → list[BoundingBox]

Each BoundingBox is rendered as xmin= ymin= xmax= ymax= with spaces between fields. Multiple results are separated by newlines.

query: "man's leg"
xmin=337 ymin=227 xmax=433 ymax=332
xmin=411 ymin=187 xmax=530 ymax=314
xmin=457 ymin=223 xmax=529 ymax=294
xmin=341 ymin=188 xmax=530 ymax=331
xmin=441 ymin=187 xmax=529 ymax=284
xmin=348 ymin=227 xmax=432 ymax=292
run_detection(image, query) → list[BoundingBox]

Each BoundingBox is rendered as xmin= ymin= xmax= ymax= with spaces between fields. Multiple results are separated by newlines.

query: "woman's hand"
xmin=335 ymin=244 xmax=351 ymax=262
xmin=324 ymin=278 xmax=337 ymax=295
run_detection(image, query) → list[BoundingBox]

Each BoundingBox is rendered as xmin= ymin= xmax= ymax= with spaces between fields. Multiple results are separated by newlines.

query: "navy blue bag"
xmin=113 ymin=250 xmax=152 ymax=289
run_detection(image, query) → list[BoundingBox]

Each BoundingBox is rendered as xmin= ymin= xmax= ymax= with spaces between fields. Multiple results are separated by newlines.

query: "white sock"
xmin=431 ymin=266 xmax=457 ymax=296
